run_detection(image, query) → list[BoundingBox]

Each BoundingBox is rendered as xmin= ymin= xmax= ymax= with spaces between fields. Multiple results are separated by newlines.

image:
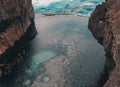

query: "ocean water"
xmin=32 ymin=0 xmax=105 ymax=16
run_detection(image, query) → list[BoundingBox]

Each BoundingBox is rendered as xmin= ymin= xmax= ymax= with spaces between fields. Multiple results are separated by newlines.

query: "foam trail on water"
xmin=32 ymin=0 xmax=61 ymax=6
xmin=32 ymin=0 xmax=105 ymax=16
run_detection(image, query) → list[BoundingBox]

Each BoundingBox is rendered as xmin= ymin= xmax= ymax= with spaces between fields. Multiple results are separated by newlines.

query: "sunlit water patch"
xmin=32 ymin=0 xmax=105 ymax=16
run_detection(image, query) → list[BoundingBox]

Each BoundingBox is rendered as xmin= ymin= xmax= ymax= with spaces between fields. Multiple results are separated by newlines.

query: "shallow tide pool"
xmin=0 ymin=14 xmax=105 ymax=87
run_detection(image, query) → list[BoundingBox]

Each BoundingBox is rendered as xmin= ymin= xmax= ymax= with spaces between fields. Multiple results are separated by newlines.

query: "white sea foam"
xmin=32 ymin=0 xmax=105 ymax=16
xmin=32 ymin=0 xmax=61 ymax=6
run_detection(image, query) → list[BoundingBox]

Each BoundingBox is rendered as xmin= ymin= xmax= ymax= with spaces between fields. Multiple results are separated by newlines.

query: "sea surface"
xmin=32 ymin=0 xmax=105 ymax=16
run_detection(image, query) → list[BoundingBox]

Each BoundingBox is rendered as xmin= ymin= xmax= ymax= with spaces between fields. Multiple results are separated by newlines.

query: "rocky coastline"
xmin=0 ymin=0 xmax=119 ymax=86
xmin=89 ymin=0 xmax=120 ymax=86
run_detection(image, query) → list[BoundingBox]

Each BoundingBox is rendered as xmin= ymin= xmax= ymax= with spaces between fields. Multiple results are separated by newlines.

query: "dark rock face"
xmin=0 ymin=0 xmax=36 ymax=77
xmin=0 ymin=0 xmax=35 ymax=55
xmin=89 ymin=0 xmax=120 ymax=86
xmin=88 ymin=3 xmax=107 ymax=45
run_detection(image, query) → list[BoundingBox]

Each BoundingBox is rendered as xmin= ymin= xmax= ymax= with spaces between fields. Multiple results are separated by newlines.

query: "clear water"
xmin=0 ymin=15 xmax=105 ymax=87
xmin=31 ymin=51 xmax=56 ymax=71
xmin=32 ymin=0 xmax=105 ymax=16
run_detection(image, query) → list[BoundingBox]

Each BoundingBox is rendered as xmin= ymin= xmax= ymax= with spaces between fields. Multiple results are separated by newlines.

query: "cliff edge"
xmin=88 ymin=0 xmax=120 ymax=86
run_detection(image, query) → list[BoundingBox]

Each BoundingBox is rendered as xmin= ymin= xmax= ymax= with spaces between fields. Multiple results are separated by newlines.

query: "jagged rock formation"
xmin=0 ymin=0 xmax=36 ymax=77
xmin=0 ymin=0 xmax=35 ymax=55
xmin=88 ymin=0 xmax=120 ymax=86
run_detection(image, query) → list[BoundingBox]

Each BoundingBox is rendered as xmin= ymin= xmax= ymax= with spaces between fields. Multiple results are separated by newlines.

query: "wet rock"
xmin=0 ymin=0 xmax=35 ymax=55
xmin=0 ymin=0 xmax=36 ymax=77
xmin=88 ymin=3 xmax=106 ymax=45
xmin=0 ymin=69 xmax=2 ymax=77
xmin=88 ymin=0 xmax=120 ymax=86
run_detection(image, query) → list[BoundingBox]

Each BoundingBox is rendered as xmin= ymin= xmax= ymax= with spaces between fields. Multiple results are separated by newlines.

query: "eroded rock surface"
xmin=0 ymin=0 xmax=35 ymax=55
xmin=88 ymin=0 xmax=120 ymax=86
xmin=0 ymin=0 xmax=36 ymax=77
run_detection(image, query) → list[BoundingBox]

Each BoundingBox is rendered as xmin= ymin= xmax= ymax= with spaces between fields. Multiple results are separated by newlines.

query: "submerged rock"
xmin=41 ymin=75 xmax=50 ymax=82
xmin=89 ymin=0 xmax=120 ymax=86
xmin=23 ymin=79 xmax=31 ymax=86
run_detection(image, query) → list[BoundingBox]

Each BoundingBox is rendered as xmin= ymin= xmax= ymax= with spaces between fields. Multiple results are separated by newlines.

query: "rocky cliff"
xmin=0 ymin=0 xmax=36 ymax=77
xmin=88 ymin=0 xmax=120 ymax=86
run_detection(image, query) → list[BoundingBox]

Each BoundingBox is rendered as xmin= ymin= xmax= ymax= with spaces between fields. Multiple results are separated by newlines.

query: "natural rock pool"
xmin=0 ymin=14 xmax=105 ymax=87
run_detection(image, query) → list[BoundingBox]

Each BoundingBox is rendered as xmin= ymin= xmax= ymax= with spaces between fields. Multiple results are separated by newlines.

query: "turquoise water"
xmin=32 ymin=0 xmax=105 ymax=16
xmin=31 ymin=51 xmax=56 ymax=71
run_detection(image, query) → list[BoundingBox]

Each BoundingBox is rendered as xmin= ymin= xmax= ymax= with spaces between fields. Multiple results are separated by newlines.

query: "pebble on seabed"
xmin=41 ymin=75 xmax=50 ymax=82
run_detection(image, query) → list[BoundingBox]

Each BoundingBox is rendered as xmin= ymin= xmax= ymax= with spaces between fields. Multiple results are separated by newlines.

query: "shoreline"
xmin=34 ymin=13 xmax=90 ymax=18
